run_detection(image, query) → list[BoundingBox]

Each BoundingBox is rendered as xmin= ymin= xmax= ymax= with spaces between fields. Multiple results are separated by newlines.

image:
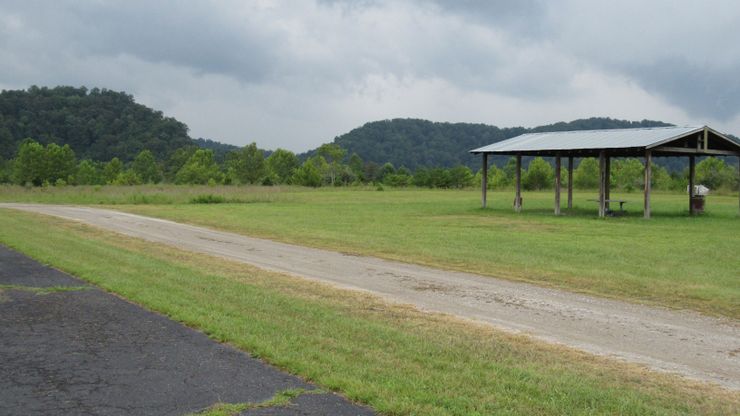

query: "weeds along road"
xmin=2 ymin=203 xmax=738 ymax=390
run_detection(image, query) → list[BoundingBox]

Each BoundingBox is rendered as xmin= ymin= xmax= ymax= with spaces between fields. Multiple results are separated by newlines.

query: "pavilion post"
xmin=481 ymin=153 xmax=488 ymax=208
xmin=554 ymin=155 xmax=561 ymax=215
xmin=515 ymin=154 xmax=522 ymax=212
xmin=737 ymin=156 xmax=740 ymax=214
xmin=605 ymin=155 xmax=611 ymax=211
xmin=598 ymin=150 xmax=606 ymax=218
xmin=644 ymin=150 xmax=652 ymax=219
xmin=689 ymin=156 xmax=695 ymax=215
xmin=567 ymin=156 xmax=573 ymax=209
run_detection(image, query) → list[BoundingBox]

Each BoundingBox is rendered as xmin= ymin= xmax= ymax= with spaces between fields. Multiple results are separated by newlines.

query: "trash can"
xmin=688 ymin=184 xmax=709 ymax=213
xmin=690 ymin=195 xmax=705 ymax=213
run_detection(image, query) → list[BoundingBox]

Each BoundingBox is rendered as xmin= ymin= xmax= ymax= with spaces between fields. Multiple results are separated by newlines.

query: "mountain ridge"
xmin=3 ymin=86 xmax=735 ymax=172
xmin=322 ymin=117 xmax=674 ymax=170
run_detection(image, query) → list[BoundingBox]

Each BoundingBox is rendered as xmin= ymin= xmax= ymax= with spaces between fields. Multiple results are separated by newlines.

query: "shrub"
xmin=190 ymin=194 xmax=227 ymax=204
xmin=523 ymin=157 xmax=553 ymax=190
xmin=573 ymin=158 xmax=599 ymax=189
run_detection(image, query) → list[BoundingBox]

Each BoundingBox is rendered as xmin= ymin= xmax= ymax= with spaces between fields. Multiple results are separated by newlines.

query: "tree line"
xmin=479 ymin=156 xmax=738 ymax=192
xmin=2 ymin=138 xmax=737 ymax=192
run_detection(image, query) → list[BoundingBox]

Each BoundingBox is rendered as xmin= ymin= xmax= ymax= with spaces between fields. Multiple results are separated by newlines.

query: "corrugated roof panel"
xmin=470 ymin=126 xmax=703 ymax=153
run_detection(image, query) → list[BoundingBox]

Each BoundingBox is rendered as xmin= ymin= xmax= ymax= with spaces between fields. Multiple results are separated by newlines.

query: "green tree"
xmin=76 ymin=160 xmax=102 ymax=185
xmin=112 ymin=169 xmax=143 ymax=185
xmin=317 ymin=143 xmax=346 ymax=186
xmin=44 ymin=143 xmax=77 ymax=184
xmin=292 ymin=156 xmax=324 ymax=187
xmin=379 ymin=162 xmax=396 ymax=182
xmin=131 ymin=149 xmax=162 ymax=183
xmin=611 ymin=158 xmax=644 ymax=192
xmin=652 ymin=165 xmax=672 ymax=190
xmin=317 ymin=143 xmax=346 ymax=164
xmin=523 ymin=157 xmax=553 ymax=190
xmin=164 ymin=146 xmax=198 ymax=182
xmin=448 ymin=165 xmax=474 ymax=188
xmin=364 ymin=161 xmax=380 ymax=183
xmin=413 ymin=168 xmax=431 ymax=188
xmin=428 ymin=168 xmax=451 ymax=188
xmin=573 ymin=158 xmax=599 ymax=189
xmin=488 ymin=165 xmax=509 ymax=188
xmin=0 ymin=158 xmax=11 ymax=183
xmin=336 ymin=164 xmax=358 ymax=185
xmin=502 ymin=157 xmax=518 ymax=180
xmin=225 ymin=143 xmax=266 ymax=185
xmin=266 ymin=148 xmax=299 ymax=184
xmin=103 ymin=158 xmax=124 ymax=184
xmin=175 ymin=149 xmax=223 ymax=184
xmin=383 ymin=166 xmax=412 ymax=187
xmin=348 ymin=153 xmax=364 ymax=182
xmin=696 ymin=157 xmax=735 ymax=190
xmin=12 ymin=139 xmax=46 ymax=186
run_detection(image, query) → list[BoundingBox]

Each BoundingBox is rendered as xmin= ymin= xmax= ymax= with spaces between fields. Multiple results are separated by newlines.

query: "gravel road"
xmin=2 ymin=203 xmax=738 ymax=390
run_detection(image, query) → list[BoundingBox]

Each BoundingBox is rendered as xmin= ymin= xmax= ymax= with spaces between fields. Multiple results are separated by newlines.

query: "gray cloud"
xmin=1 ymin=0 xmax=277 ymax=83
xmin=1 ymin=0 xmax=739 ymax=150
xmin=629 ymin=58 xmax=740 ymax=120
xmin=424 ymin=0 xmax=549 ymax=35
xmin=544 ymin=0 xmax=740 ymax=122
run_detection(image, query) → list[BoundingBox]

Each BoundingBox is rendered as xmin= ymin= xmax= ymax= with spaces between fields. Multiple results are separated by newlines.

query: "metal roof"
xmin=471 ymin=126 xmax=706 ymax=154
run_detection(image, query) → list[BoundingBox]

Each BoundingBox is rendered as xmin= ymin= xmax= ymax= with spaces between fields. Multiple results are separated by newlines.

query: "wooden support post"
xmin=605 ymin=155 xmax=611 ymax=211
xmin=515 ymin=154 xmax=522 ymax=213
xmin=598 ymin=150 xmax=606 ymax=218
xmin=737 ymin=156 xmax=740 ymax=215
xmin=704 ymin=127 xmax=709 ymax=151
xmin=644 ymin=150 xmax=652 ymax=219
xmin=481 ymin=153 xmax=488 ymax=208
xmin=689 ymin=155 xmax=695 ymax=215
xmin=554 ymin=155 xmax=561 ymax=215
xmin=567 ymin=156 xmax=573 ymax=209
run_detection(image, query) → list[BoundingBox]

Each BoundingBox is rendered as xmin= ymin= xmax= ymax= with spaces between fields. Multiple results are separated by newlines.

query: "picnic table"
xmin=588 ymin=199 xmax=628 ymax=216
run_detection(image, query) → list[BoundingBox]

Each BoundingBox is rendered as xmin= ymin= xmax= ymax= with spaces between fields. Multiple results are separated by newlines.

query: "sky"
xmin=1 ymin=0 xmax=739 ymax=152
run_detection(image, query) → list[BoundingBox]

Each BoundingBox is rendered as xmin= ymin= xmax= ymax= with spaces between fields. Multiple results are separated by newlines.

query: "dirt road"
xmin=2 ymin=203 xmax=738 ymax=390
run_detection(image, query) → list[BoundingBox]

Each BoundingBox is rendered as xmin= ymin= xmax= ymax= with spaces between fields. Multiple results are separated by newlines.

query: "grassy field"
xmin=2 ymin=184 xmax=736 ymax=318
xmin=0 ymin=210 xmax=737 ymax=415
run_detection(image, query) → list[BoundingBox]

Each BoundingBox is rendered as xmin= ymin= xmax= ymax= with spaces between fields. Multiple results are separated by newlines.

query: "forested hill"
xmin=330 ymin=118 xmax=673 ymax=170
xmin=0 ymin=86 xmax=192 ymax=161
xmin=192 ymin=138 xmax=240 ymax=163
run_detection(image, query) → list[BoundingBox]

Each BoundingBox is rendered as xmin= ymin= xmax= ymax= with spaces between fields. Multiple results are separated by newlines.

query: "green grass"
xmin=0 ymin=284 xmax=91 ymax=294
xmin=0 ymin=184 xmax=288 ymax=205
xmin=0 ymin=210 xmax=737 ymax=415
xmin=190 ymin=388 xmax=316 ymax=416
xmin=1 ymin=184 xmax=738 ymax=318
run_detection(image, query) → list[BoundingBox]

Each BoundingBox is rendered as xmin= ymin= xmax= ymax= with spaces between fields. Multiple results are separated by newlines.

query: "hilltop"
xmin=326 ymin=117 xmax=673 ymax=170
xmin=0 ymin=86 xmax=193 ymax=161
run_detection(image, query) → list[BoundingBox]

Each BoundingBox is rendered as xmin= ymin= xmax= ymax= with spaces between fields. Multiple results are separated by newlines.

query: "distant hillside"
xmin=328 ymin=117 xmax=673 ymax=170
xmin=0 ymin=86 xmax=192 ymax=161
xmin=192 ymin=137 xmax=240 ymax=163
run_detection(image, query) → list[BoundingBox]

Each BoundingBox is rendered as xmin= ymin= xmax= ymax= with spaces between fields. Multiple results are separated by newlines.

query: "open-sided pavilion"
xmin=470 ymin=126 xmax=740 ymax=218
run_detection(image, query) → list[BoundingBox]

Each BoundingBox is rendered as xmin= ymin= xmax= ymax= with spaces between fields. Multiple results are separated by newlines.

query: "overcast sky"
xmin=1 ymin=0 xmax=739 ymax=152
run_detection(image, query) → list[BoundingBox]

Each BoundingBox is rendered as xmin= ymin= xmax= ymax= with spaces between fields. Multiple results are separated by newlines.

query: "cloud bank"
xmin=1 ymin=0 xmax=738 ymax=151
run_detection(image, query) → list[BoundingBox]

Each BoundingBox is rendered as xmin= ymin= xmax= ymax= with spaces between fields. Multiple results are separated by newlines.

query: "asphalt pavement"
xmin=0 ymin=245 xmax=374 ymax=416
